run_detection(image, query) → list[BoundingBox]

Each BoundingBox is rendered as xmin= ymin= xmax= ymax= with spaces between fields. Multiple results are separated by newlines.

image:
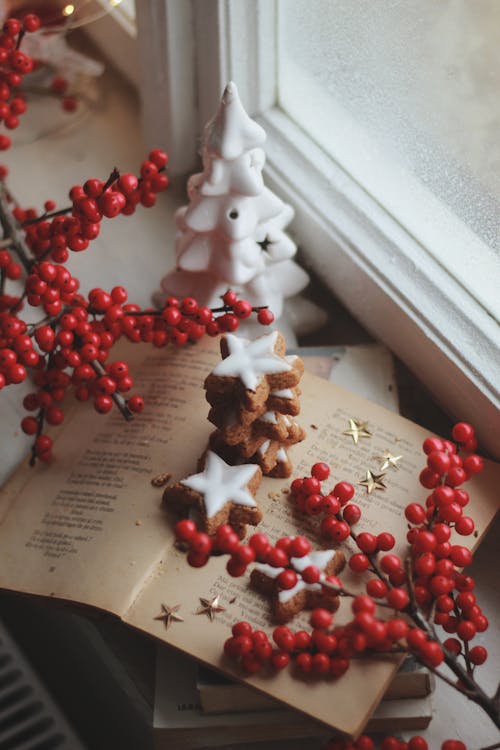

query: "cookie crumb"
xmin=229 ymin=597 xmax=237 ymax=604
xmin=310 ymin=424 xmax=318 ymax=430
xmin=151 ymin=472 xmax=172 ymax=487
xmin=135 ymin=519 xmax=142 ymax=526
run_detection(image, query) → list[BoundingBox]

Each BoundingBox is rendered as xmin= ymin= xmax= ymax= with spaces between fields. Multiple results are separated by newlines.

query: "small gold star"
xmin=375 ymin=450 xmax=402 ymax=471
xmin=359 ymin=470 xmax=387 ymax=494
xmin=154 ymin=603 xmax=184 ymax=629
xmin=343 ymin=418 xmax=372 ymax=444
xmin=196 ymin=595 xmax=226 ymax=621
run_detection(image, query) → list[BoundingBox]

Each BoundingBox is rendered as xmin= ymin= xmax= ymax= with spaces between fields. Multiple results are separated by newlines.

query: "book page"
xmin=123 ymin=342 xmax=499 ymax=737
xmin=0 ymin=341 xmax=219 ymax=615
xmin=0 ymin=336 xmax=497 ymax=736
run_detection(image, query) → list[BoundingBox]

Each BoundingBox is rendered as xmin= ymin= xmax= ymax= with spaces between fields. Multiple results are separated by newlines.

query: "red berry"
xmin=175 ymin=519 xmax=197 ymax=542
xmin=456 ymin=620 xmax=476 ymax=641
xmin=271 ymin=650 xmax=290 ymax=670
xmin=302 ymin=476 xmax=320 ymax=495
xmin=301 ymin=565 xmax=321 ymax=583
xmin=190 ymin=532 xmax=212 ymax=556
xmin=232 ymin=621 xmax=252 ymax=637
xmin=419 ymin=467 xmax=440 ymax=489
xmin=349 ymin=553 xmax=370 ymax=573
xmin=149 ymin=148 xmax=168 ymax=168
xmin=441 ymin=741 xmax=466 ymax=750
xmin=232 ymin=299 xmax=252 ymax=319
xmin=452 ymin=422 xmax=474 ymax=443
xmin=380 ymin=554 xmax=402 ymax=574
xmin=321 ymin=494 xmax=341 ymax=515
xmin=333 ymin=481 xmax=355 ymax=504
xmin=352 ymin=595 xmax=375 ymax=614
xmin=356 ymin=532 xmax=377 ymax=554
xmin=265 ymin=547 xmax=289 ymax=568
xmin=309 ymin=607 xmax=332 ymax=630
xmin=272 ymin=626 xmax=295 ymax=652
xmin=366 ymin=579 xmax=388 ymax=598
xmin=420 ymin=640 xmax=444 ymax=667
xmin=449 ymin=545 xmax=472 ymax=567
xmin=277 ymin=569 xmax=298 ymax=590
xmin=289 ymin=536 xmax=311 ymax=558
xmin=427 ymin=450 xmax=451 ymax=474
xmin=295 ymin=652 xmax=312 ymax=673
xmin=128 ymin=395 xmax=145 ymax=413
xmin=248 ymin=533 xmax=271 ymax=558
xmin=293 ymin=630 xmax=311 ymax=650
xmin=311 ymin=462 xmax=330 ymax=481
xmin=226 ymin=558 xmax=247 ymax=577
xmin=386 ymin=588 xmax=409 ymax=610
xmin=463 ymin=454 xmax=483 ymax=475
xmin=342 ymin=503 xmax=361 ymax=524
xmin=386 ymin=617 xmax=409 ymax=640
xmin=257 ymin=308 xmax=274 ymax=325
xmin=376 ymin=532 xmax=395 ymax=551
xmin=408 ymin=737 xmax=428 ymax=750
xmin=23 ymin=13 xmax=41 ymax=32
xmin=469 ymin=645 xmax=487 ymax=665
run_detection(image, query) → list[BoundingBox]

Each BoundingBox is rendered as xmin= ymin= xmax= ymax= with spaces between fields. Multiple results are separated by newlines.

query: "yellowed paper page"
xmin=0 ymin=342 xmax=218 ymax=614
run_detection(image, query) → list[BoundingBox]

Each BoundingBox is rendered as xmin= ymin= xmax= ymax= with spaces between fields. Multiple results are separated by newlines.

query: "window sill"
xmin=259 ymin=107 xmax=500 ymax=458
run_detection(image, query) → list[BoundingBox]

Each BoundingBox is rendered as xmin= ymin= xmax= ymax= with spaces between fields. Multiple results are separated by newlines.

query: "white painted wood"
xmin=259 ymin=108 xmax=500 ymax=458
xmin=135 ymin=0 xmax=199 ymax=175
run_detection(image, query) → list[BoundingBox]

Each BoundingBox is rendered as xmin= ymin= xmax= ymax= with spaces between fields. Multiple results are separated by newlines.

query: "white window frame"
xmin=93 ymin=0 xmax=500 ymax=457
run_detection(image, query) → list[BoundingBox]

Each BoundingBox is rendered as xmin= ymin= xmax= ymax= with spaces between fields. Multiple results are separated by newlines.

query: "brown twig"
xmin=89 ymin=359 xmax=133 ymax=422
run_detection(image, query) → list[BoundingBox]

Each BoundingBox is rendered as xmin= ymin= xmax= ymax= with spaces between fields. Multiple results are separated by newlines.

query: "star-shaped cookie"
xmin=204 ymin=332 xmax=304 ymax=409
xmin=251 ymin=546 xmax=345 ymax=622
xmin=163 ymin=451 xmax=262 ymax=534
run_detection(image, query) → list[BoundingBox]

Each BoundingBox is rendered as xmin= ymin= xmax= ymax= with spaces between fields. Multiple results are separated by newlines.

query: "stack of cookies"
xmin=204 ymin=331 xmax=306 ymax=478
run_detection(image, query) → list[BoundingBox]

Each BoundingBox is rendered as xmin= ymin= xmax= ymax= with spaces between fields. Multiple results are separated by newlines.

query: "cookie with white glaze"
xmin=250 ymin=546 xmax=345 ymax=623
xmin=163 ymin=451 xmax=262 ymax=535
xmin=204 ymin=331 xmax=304 ymax=410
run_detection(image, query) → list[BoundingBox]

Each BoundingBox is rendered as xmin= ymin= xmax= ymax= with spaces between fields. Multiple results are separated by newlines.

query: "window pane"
xmin=277 ymin=0 xmax=499 ymax=315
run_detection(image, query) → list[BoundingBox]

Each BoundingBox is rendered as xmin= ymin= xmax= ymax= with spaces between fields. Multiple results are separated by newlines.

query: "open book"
xmin=0 ymin=337 xmax=497 ymax=738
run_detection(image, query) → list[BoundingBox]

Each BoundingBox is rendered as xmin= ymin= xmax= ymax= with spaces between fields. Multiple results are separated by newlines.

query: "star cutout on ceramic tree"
xmin=359 ymin=470 xmax=387 ymax=494
xmin=196 ymin=595 xmax=226 ymax=621
xmin=154 ymin=604 xmax=184 ymax=630
xmin=212 ymin=331 xmax=291 ymax=391
xmin=342 ymin=418 xmax=372 ymax=444
xmin=375 ymin=450 xmax=402 ymax=471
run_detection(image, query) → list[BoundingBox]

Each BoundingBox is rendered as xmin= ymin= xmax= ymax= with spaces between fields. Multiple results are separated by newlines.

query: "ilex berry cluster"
xmin=0 ymin=14 xmax=274 ymax=465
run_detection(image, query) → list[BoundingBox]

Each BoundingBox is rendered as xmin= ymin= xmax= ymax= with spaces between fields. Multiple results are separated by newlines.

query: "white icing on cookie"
xmin=258 ymin=411 xmax=277 ymax=424
xmin=271 ymin=388 xmax=293 ymax=399
xmin=255 ymin=548 xmax=335 ymax=603
xmin=277 ymin=447 xmax=288 ymax=463
xmin=212 ymin=332 xmax=291 ymax=391
xmin=181 ymin=451 xmax=258 ymax=518
xmin=282 ymin=416 xmax=291 ymax=427
xmin=257 ymin=440 xmax=271 ymax=456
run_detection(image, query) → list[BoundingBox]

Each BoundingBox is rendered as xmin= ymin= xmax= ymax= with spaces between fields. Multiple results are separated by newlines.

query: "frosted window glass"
xmin=278 ymin=0 xmax=499 ymax=263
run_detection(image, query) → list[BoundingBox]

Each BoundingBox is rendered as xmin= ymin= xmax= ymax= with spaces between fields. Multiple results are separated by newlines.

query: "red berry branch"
xmin=173 ymin=422 xmax=500 ymax=743
xmin=0 ymin=15 xmax=274 ymax=465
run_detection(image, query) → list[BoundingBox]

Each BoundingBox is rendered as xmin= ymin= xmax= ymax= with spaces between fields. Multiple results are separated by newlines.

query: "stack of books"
xmin=153 ymin=646 xmax=435 ymax=749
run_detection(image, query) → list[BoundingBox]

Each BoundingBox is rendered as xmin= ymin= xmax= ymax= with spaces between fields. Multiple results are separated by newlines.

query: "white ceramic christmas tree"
xmin=159 ymin=82 xmax=311 ymax=324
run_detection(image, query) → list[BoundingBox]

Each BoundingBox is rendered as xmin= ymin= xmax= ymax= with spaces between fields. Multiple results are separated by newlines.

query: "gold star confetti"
xmin=196 ymin=595 xmax=226 ymax=621
xmin=359 ymin=470 xmax=387 ymax=494
xmin=154 ymin=603 xmax=184 ymax=629
xmin=374 ymin=450 xmax=402 ymax=471
xmin=343 ymin=418 xmax=372 ymax=444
